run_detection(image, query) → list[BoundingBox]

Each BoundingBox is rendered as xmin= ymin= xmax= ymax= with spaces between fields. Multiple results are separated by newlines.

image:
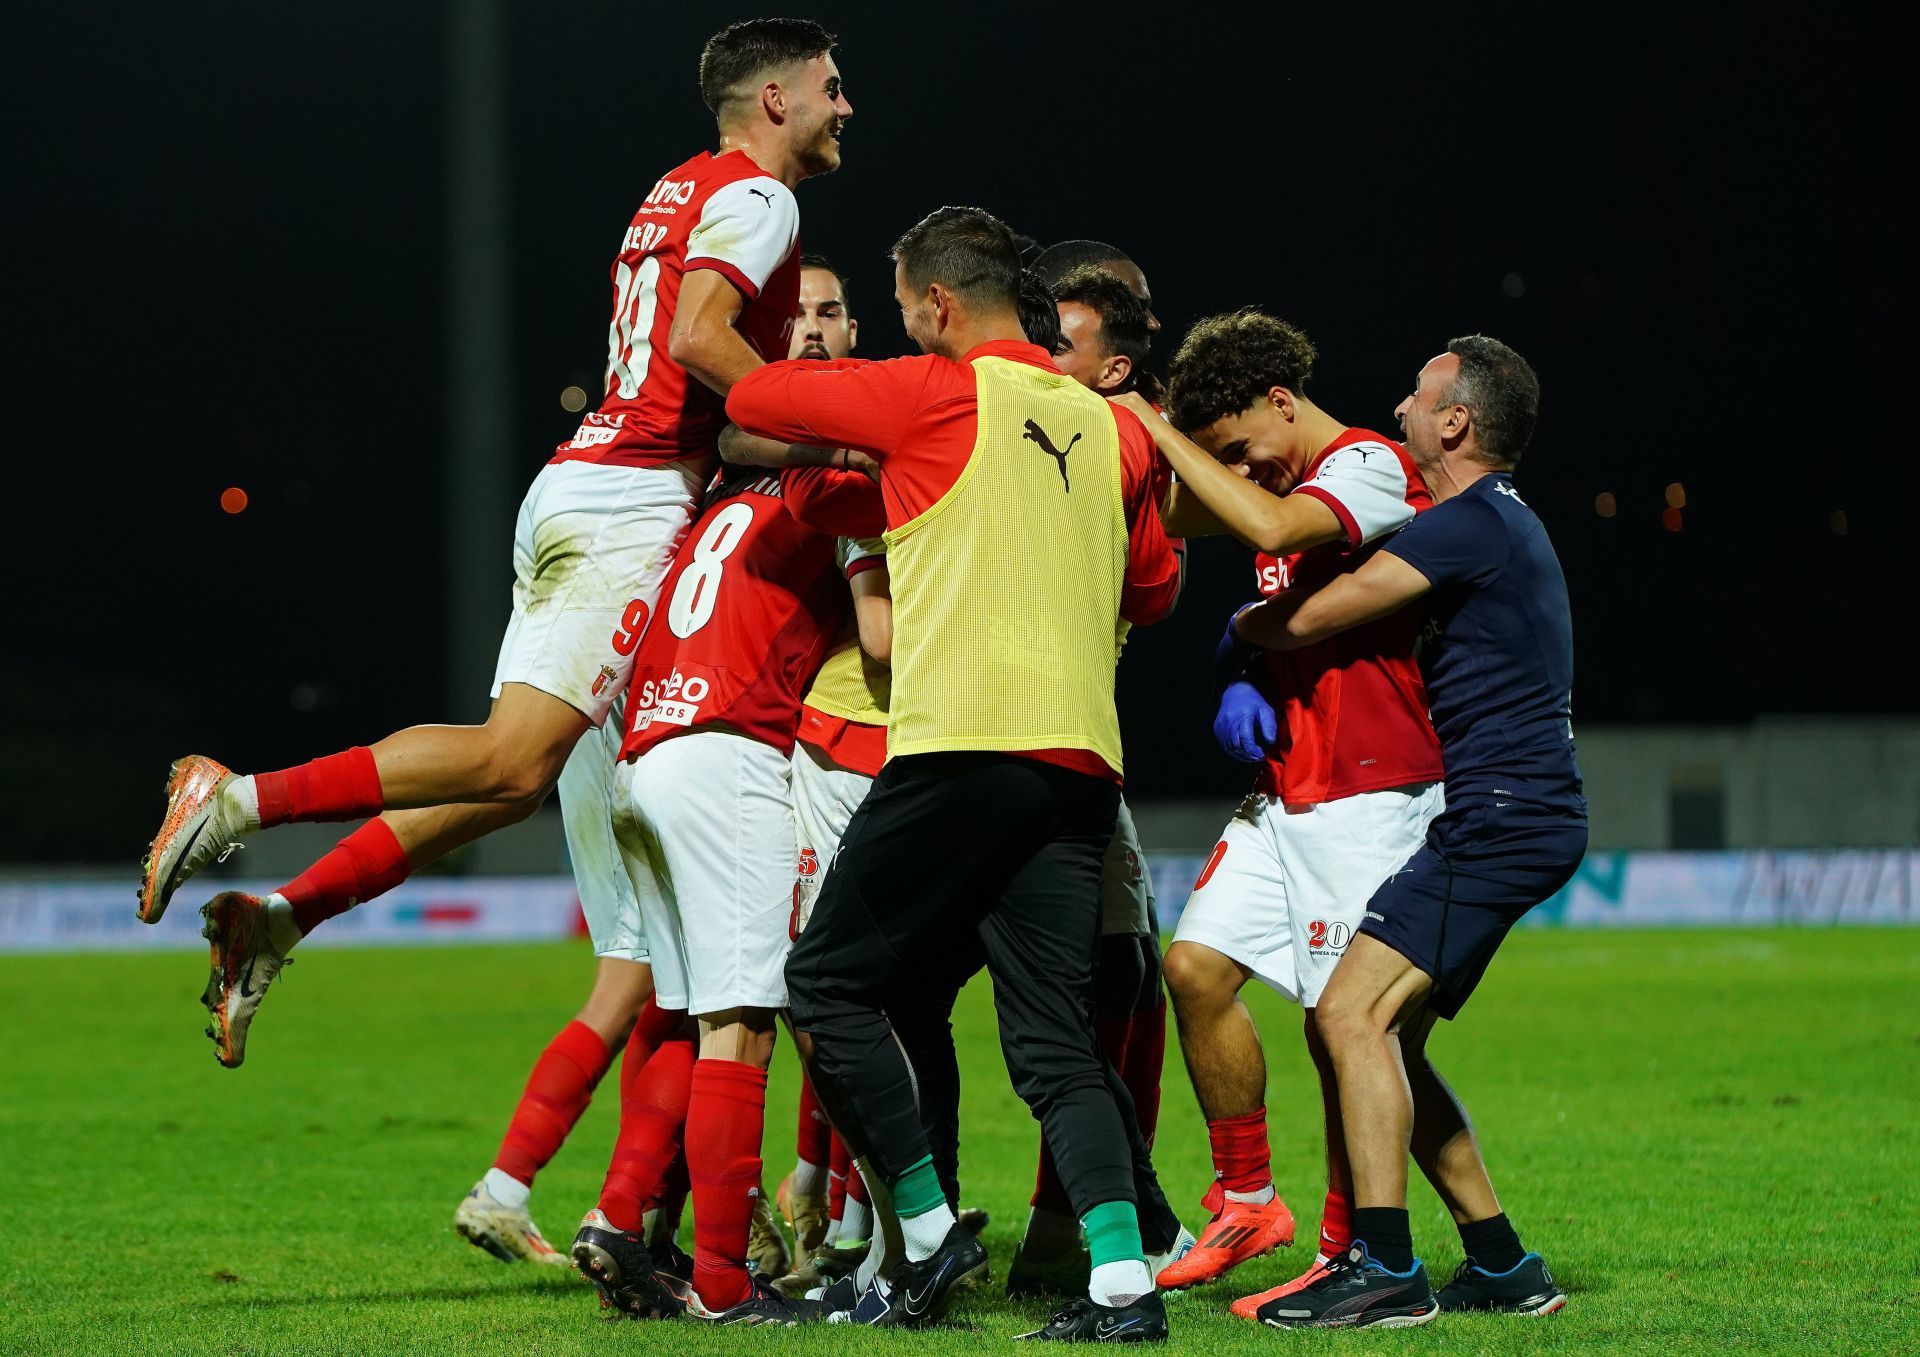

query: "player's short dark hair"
xmin=699 ymin=19 xmax=836 ymax=120
xmin=798 ymin=252 xmax=850 ymax=310
xmin=1030 ymin=239 xmax=1133 ymax=289
xmin=1016 ymin=270 xmax=1062 ymax=354
xmin=1052 ymin=265 xmax=1151 ymax=376
xmin=1442 ymin=335 xmax=1539 ymax=467
xmin=1166 ymin=309 xmax=1318 ymax=433
xmin=890 ymin=206 xmax=1021 ymax=312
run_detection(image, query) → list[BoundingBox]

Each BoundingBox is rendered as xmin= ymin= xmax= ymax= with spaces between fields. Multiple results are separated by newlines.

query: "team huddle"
xmin=135 ymin=19 xmax=1589 ymax=1341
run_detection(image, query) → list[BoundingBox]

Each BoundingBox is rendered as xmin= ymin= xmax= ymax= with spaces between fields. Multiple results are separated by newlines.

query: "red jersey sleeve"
xmin=1113 ymin=406 xmax=1180 ymax=625
xmin=727 ymin=355 xmax=939 ymax=459
xmin=782 ymin=466 xmax=887 ymax=537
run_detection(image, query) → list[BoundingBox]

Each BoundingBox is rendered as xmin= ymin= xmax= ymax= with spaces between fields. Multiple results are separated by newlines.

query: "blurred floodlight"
xmin=1595 ymin=492 xmax=1617 ymax=518
xmin=1829 ymin=510 xmax=1849 ymax=536
xmin=560 ymin=385 xmax=588 ymax=413
xmin=1665 ymin=482 xmax=1687 ymax=509
xmin=1661 ymin=506 xmax=1684 ymax=532
xmin=1501 ymin=272 xmax=1526 ymax=299
xmin=220 ymin=486 xmax=249 ymax=515
xmin=290 ymin=683 xmax=320 ymax=713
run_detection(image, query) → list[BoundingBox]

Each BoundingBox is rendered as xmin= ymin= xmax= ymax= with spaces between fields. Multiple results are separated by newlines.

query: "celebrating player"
xmin=145 ymin=15 xmax=849 ymax=1256
xmin=728 ymin=206 xmax=1183 ymax=1340
xmin=1109 ymin=310 xmax=1446 ymax=1309
xmin=1007 ymin=263 xmax=1189 ymax=1300
xmin=1231 ymin=337 xmax=1584 ymax=1328
xmin=569 ymin=455 xmax=884 ymax=1326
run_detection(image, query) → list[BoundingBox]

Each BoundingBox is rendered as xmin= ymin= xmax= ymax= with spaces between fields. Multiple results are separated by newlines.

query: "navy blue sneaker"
xmin=1437 ymin=1253 xmax=1566 ymax=1314
xmin=1256 ymin=1240 xmax=1438 ymax=1329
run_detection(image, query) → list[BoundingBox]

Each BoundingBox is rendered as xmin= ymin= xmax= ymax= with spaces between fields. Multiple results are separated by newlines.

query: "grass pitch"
xmin=2 ymin=928 xmax=1915 ymax=1355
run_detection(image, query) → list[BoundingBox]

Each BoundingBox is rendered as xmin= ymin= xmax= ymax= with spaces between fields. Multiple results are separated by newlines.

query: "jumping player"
xmin=148 ymin=17 xmax=850 ymax=1263
xmin=1232 ymin=337 xmax=1583 ymax=1328
xmin=1109 ymin=310 xmax=1445 ymax=1308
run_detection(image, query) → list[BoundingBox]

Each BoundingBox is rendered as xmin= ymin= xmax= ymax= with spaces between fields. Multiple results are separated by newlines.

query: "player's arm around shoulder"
xmin=1233 ymin=549 xmax=1433 ymax=652
xmin=729 ymin=352 xmax=943 ymax=461
xmin=1108 ymin=391 xmax=1341 ymax=557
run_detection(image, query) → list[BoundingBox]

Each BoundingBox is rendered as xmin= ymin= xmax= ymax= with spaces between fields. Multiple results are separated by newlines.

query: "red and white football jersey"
xmin=621 ymin=471 xmax=861 ymax=760
xmin=554 ymin=149 xmax=802 ymax=469
xmin=1251 ymin=429 xmax=1444 ymax=807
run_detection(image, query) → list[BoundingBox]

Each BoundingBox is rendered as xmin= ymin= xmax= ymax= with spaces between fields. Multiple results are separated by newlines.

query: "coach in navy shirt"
xmin=1232 ymin=336 xmax=1586 ymax=1328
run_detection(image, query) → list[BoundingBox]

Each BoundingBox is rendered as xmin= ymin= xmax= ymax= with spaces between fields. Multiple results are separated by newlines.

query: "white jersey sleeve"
xmin=839 ymin=536 xmax=887 ymax=577
xmin=685 ymin=177 xmax=800 ymax=300
xmin=1293 ymin=440 xmax=1417 ymax=547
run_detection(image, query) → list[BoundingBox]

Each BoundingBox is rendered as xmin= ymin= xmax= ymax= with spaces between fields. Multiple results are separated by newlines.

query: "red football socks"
xmin=1122 ymin=998 xmax=1168 ymax=1150
xmin=686 ymin=1059 xmax=768 ymax=1311
xmin=491 ymin=1020 xmax=613 ymax=1187
xmin=1319 ymin=1188 xmax=1353 ymax=1256
xmin=277 ymin=818 xmax=412 ymax=936
xmin=828 ymin=1133 xmax=850 ymax=1224
xmin=597 ymin=1014 xmax=694 ymax=1232
xmin=797 ymin=1074 xmax=832 ymax=1166
xmin=844 ymin=1150 xmax=870 ymax=1206
xmin=254 ymin=746 xmax=384 ymax=828
xmin=1207 ymin=1108 xmax=1275 ymax=1196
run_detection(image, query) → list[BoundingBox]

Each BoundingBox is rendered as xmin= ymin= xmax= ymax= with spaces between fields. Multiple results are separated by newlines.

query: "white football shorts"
xmin=1174 ymin=783 xmax=1444 ymax=1007
xmin=613 ymin=730 xmax=796 ymax=1015
xmin=491 ymin=458 xmax=702 ymax=727
xmin=789 ymin=740 xmax=876 ymax=936
xmin=558 ymin=693 xmax=648 ymax=963
xmin=1100 ymin=797 xmax=1155 ymax=937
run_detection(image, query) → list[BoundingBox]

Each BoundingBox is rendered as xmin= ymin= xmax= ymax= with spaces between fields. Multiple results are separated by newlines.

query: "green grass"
xmin=3 ymin=929 xmax=1916 ymax=1355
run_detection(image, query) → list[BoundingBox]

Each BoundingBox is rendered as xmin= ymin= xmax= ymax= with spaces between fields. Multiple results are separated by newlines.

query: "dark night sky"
xmin=4 ymin=4 xmax=1909 ymax=859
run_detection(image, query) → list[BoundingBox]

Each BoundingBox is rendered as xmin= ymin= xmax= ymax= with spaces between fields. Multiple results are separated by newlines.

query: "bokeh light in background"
xmin=559 ymin=385 xmax=588 ymax=413
xmin=1594 ymin=492 xmax=1617 ymax=518
xmin=220 ymin=486 xmax=249 ymax=515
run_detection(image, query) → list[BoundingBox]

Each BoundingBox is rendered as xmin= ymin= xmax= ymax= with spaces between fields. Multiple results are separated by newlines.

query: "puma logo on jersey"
xmin=748 ymin=187 xmax=775 ymax=206
xmin=1021 ymin=419 xmax=1081 ymax=492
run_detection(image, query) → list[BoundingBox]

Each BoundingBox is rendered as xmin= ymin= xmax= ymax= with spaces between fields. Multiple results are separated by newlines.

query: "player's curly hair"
xmin=699 ymin=19 xmax=837 ymax=119
xmin=1052 ymin=266 xmax=1152 ymax=379
xmin=1166 ymin=309 xmax=1317 ymax=434
xmin=1443 ymin=334 xmax=1539 ymax=468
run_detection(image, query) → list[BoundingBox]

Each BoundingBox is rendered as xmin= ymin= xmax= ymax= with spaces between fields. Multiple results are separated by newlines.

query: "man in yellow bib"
xmin=727 ymin=207 xmax=1180 ymax=1340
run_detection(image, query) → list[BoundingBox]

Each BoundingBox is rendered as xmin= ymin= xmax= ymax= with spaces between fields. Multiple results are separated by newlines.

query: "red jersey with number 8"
xmin=621 ymin=472 xmax=856 ymax=760
xmin=553 ymin=149 xmax=802 ymax=469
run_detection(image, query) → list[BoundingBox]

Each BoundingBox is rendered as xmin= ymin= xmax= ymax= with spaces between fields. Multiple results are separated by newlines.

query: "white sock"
xmin=1022 ymin=1206 xmax=1083 ymax=1256
xmin=260 ymin=893 xmax=303 ymax=956
xmin=228 ymin=775 xmax=263 ymax=832
xmin=854 ymin=1234 xmax=885 ymax=1290
xmin=841 ymin=1198 xmax=871 ymax=1243
xmin=641 ymin=1208 xmax=658 ymax=1243
xmin=1088 ymin=1258 xmax=1153 ymax=1308
xmin=824 ymin=1216 xmax=843 ymax=1245
xmin=899 ymin=1204 xmax=956 ymax=1262
xmin=792 ymin=1158 xmax=827 ymax=1197
xmin=483 ymin=1167 xmax=531 ymax=1211
xmin=1223 ymin=1184 xmax=1276 ymax=1206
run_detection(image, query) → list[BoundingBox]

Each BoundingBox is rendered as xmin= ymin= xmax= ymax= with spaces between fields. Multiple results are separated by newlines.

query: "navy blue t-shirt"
xmin=1382 ymin=472 xmax=1586 ymax=811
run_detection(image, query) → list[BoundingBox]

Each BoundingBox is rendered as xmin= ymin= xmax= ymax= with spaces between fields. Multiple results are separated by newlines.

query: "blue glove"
xmin=1213 ymin=609 xmax=1263 ymax=692
xmin=1214 ymin=681 xmax=1278 ymax=763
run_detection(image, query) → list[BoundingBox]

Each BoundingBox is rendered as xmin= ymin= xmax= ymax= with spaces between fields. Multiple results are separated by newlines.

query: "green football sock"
xmin=1081 ymin=1199 xmax=1145 ymax=1269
